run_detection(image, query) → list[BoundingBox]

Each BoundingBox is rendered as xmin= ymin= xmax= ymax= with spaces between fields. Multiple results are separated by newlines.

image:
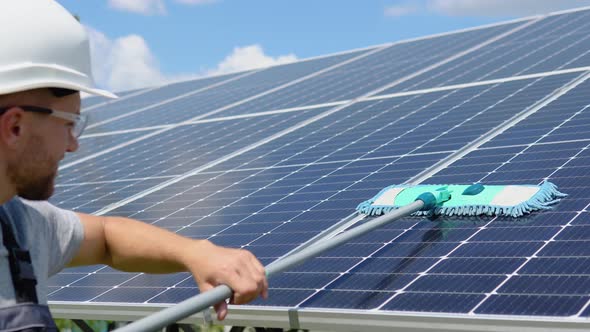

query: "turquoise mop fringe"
xmin=357 ymin=181 xmax=567 ymax=218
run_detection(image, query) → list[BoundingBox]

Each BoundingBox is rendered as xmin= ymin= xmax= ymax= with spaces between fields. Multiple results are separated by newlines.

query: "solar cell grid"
xmin=275 ymin=74 xmax=590 ymax=316
xmin=81 ymin=72 xmax=244 ymax=123
xmin=61 ymin=75 xmax=571 ymax=217
xmin=54 ymin=113 xmax=328 ymax=213
xmin=48 ymin=72 xmax=578 ymax=307
xmin=215 ymin=20 xmax=527 ymax=118
xmin=57 ymin=107 xmax=326 ymax=186
xmin=51 ymin=178 xmax=168 ymax=213
xmin=386 ymin=9 xmax=590 ymax=93
xmin=48 ymin=148 xmax=455 ymax=302
xmin=84 ymin=49 xmax=370 ymax=134
xmin=62 ymin=130 xmax=154 ymax=165
xmin=220 ymin=73 xmax=577 ymax=171
xmin=131 ymin=73 xmax=584 ymax=315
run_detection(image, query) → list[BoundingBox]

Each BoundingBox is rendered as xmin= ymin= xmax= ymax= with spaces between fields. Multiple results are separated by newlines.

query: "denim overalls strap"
xmin=0 ymin=215 xmax=57 ymax=331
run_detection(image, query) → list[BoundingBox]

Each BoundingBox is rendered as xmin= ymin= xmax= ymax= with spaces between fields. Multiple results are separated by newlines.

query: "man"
xmin=0 ymin=1 xmax=267 ymax=330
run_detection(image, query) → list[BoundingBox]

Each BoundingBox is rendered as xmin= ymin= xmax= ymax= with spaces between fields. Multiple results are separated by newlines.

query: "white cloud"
xmin=108 ymin=35 xmax=165 ymax=91
xmin=85 ymin=28 xmax=113 ymax=88
xmin=86 ymin=27 xmax=297 ymax=92
xmin=108 ymin=0 xmax=166 ymax=15
xmin=428 ymin=0 xmax=590 ymax=16
xmin=385 ymin=0 xmax=590 ymax=17
xmin=207 ymin=45 xmax=297 ymax=76
xmin=385 ymin=3 xmax=420 ymax=17
xmin=86 ymin=27 xmax=165 ymax=92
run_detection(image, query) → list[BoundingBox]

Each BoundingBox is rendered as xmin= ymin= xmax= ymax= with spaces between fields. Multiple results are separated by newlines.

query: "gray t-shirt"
xmin=0 ymin=197 xmax=84 ymax=306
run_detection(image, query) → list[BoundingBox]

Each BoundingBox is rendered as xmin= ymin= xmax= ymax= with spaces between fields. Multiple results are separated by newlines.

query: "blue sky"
xmin=56 ymin=0 xmax=590 ymax=93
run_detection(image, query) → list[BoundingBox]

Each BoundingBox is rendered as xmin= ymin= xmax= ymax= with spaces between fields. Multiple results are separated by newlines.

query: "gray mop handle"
xmin=115 ymin=200 xmax=426 ymax=332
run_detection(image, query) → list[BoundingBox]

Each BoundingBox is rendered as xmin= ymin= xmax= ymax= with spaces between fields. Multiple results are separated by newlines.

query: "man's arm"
xmin=69 ymin=213 xmax=268 ymax=320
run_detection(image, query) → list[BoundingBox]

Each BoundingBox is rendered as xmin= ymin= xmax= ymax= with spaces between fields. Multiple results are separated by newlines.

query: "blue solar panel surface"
xmin=46 ymin=7 xmax=590 ymax=324
xmin=418 ymin=78 xmax=590 ymax=316
xmin=82 ymin=72 xmax=245 ymax=125
xmin=53 ymin=178 xmax=169 ymax=214
xmin=59 ymin=107 xmax=328 ymax=184
xmin=62 ymin=131 xmax=154 ymax=165
xmin=84 ymin=49 xmax=370 ymax=134
xmin=53 ymin=107 xmax=335 ymax=215
xmin=209 ymin=20 xmax=527 ymax=118
xmin=220 ymin=73 xmax=577 ymax=170
xmin=385 ymin=10 xmax=590 ymax=94
xmin=82 ymin=88 xmax=146 ymax=108
xmin=49 ymin=73 xmax=581 ymax=306
xmin=81 ymin=95 xmax=108 ymax=108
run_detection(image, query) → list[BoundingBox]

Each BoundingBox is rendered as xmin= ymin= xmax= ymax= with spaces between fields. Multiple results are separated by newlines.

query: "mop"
xmin=357 ymin=181 xmax=566 ymax=218
xmin=115 ymin=181 xmax=566 ymax=331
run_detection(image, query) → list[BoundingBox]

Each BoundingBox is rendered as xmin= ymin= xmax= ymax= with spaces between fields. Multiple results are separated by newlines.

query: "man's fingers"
xmin=249 ymin=255 xmax=268 ymax=299
xmin=261 ymin=270 xmax=269 ymax=300
xmin=247 ymin=254 xmax=268 ymax=299
xmin=197 ymin=282 xmax=229 ymax=321
xmin=240 ymin=259 xmax=264 ymax=303
xmin=214 ymin=301 xmax=228 ymax=321
xmin=251 ymin=254 xmax=266 ymax=276
xmin=231 ymin=274 xmax=260 ymax=304
xmin=230 ymin=251 xmax=267 ymax=304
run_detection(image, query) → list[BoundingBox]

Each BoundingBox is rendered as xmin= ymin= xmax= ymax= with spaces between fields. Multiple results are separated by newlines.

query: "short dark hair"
xmin=49 ymin=87 xmax=77 ymax=97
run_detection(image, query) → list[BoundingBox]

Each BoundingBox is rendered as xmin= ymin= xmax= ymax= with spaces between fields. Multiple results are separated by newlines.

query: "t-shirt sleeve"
xmin=21 ymin=200 xmax=84 ymax=277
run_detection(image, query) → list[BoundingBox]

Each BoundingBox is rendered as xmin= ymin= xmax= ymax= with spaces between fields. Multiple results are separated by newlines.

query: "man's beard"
xmin=8 ymin=134 xmax=58 ymax=201
xmin=15 ymin=172 xmax=55 ymax=200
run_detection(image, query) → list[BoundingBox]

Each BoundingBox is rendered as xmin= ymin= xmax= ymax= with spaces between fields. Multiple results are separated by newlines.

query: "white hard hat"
xmin=0 ymin=0 xmax=116 ymax=98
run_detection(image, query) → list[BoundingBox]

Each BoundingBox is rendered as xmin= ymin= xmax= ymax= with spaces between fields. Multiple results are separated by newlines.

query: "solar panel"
xmin=81 ymin=95 xmax=108 ymax=108
xmin=419 ymin=78 xmax=590 ymax=317
xmin=49 ymin=7 xmax=590 ymax=331
xmin=52 ymin=178 xmax=168 ymax=213
xmin=213 ymin=20 xmax=526 ymax=118
xmin=388 ymin=9 xmax=590 ymax=93
xmin=84 ymin=49 xmax=371 ymax=134
xmin=61 ymin=130 xmax=155 ymax=165
xmin=81 ymin=72 xmax=246 ymax=125
xmin=53 ymin=107 xmax=333 ymax=213
xmin=81 ymin=87 xmax=149 ymax=111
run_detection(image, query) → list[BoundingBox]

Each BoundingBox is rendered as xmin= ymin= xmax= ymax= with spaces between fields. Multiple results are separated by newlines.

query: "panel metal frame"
xmin=50 ymin=303 xmax=590 ymax=331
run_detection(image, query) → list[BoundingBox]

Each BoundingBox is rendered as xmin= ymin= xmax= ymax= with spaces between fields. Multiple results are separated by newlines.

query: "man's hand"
xmin=186 ymin=240 xmax=268 ymax=320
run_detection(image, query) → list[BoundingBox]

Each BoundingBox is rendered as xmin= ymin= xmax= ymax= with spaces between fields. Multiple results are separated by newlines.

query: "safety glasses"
xmin=0 ymin=105 xmax=88 ymax=138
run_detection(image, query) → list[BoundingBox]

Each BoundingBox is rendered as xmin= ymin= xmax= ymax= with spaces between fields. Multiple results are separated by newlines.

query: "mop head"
xmin=356 ymin=181 xmax=567 ymax=218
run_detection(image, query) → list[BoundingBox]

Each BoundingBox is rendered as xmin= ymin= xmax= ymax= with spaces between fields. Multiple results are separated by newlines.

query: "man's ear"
xmin=0 ymin=108 xmax=25 ymax=148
